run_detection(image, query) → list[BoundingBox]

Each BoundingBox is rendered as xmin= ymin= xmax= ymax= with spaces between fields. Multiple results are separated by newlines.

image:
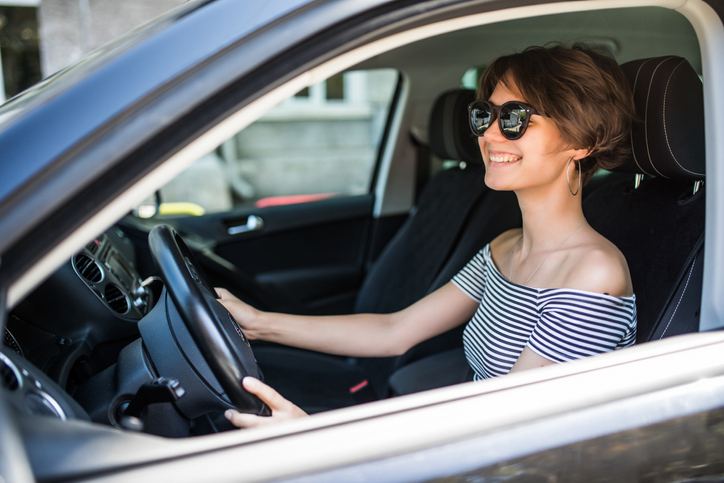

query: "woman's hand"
xmin=225 ymin=377 xmax=308 ymax=428
xmin=216 ymin=287 xmax=263 ymax=339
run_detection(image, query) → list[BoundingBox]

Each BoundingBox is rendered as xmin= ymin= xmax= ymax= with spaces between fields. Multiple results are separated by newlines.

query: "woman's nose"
xmin=483 ymin=117 xmax=506 ymax=142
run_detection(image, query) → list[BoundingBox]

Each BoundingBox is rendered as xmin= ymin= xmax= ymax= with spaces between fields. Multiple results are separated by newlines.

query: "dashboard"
xmin=2 ymin=225 xmax=157 ymax=420
xmin=71 ymin=228 xmax=153 ymax=320
xmin=1 ymin=222 xmax=248 ymax=437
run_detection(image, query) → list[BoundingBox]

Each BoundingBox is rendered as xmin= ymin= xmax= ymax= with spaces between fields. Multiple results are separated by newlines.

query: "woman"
xmin=218 ymin=44 xmax=638 ymax=428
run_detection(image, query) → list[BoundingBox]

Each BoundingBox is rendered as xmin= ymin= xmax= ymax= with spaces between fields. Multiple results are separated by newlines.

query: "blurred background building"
xmin=0 ymin=0 xmax=185 ymax=101
xmin=0 ymin=0 xmax=398 ymax=213
xmin=0 ymin=0 xmax=41 ymax=102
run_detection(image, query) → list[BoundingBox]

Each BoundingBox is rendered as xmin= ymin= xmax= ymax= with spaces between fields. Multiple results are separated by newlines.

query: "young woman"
xmin=217 ymin=44 xmax=638 ymax=428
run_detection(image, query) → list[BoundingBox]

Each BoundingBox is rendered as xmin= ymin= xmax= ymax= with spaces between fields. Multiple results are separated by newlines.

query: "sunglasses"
xmin=467 ymin=100 xmax=544 ymax=140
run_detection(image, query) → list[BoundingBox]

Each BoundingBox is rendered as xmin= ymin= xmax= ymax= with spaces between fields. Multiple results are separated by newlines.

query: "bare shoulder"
xmin=489 ymin=228 xmax=522 ymax=257
xmin=566 ymin=237 xmax=633 ymax=297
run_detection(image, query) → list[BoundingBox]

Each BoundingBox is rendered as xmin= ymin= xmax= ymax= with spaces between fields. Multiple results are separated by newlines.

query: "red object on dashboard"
xmin=254 ymin=193 xmax=336 ymax=208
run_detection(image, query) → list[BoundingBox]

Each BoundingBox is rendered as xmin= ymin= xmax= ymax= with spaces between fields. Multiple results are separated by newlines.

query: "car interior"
xmin=247 ymin=53 xmax=706 ymax=415
xmin=0 ymin=3 xmax=709 ymax=447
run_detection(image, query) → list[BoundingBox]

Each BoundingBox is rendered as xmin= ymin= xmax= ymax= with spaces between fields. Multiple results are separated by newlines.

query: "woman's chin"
xmin=483 ymin=175 xmax=515 ymax=192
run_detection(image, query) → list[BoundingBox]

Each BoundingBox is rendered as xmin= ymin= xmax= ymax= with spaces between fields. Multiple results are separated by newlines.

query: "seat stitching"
xmin=645 ymin=58 xmax=672 ymax=178
xmin=630 ymin=61 xmax=651 ymax=175
xmin=659 ymin=255 xmax=697 ymax=339
xmin=662 ymin=60 xmax=705 ymax=177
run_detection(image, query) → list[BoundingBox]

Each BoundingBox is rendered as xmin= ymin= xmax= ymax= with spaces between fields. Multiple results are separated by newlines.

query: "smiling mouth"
xmin=489 ymin=153 xmax=521 ymax=163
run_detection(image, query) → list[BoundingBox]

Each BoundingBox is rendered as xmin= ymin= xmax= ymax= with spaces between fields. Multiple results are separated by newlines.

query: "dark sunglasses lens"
xmin=470 ymin=103 xmax=493 ymax=135
xmin=499 ymin=103 xmax=529 ymax=139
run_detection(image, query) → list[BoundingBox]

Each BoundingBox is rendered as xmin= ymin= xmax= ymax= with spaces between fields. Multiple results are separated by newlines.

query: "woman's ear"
xmin=570 ymin=146 xmax=592 ymax=161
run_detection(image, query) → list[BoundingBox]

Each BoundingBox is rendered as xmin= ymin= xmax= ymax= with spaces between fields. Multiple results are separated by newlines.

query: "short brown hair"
xmin=478 ymin=43 xmax=636 ymax=184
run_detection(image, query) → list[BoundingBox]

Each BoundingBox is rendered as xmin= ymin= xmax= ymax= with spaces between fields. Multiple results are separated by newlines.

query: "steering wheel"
xmin=148 ymin=224 xmax=269 ymax=416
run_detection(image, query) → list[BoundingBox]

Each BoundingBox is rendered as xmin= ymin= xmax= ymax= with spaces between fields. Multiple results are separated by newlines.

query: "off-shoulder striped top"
xmin=452 ymin=244 xmax=637 ymax=380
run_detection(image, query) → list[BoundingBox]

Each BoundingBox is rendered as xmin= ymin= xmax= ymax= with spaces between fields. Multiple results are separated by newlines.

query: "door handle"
xmin=227 ymin=215 xmax=265 ymax=235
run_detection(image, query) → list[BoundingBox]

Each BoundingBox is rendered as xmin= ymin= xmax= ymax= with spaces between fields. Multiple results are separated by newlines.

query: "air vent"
xmin=73 ymin=254 xmax=103 ymax=283
xmin=104 ymin=284 xmax=129 ymax=314
xmin=0 ymin=354 xmax=20 ymax=391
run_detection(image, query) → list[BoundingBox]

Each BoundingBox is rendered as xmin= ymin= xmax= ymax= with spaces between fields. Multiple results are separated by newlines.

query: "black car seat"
xmin=389 ymin=55 xmax=706 ymax=396
xmin=584 ymin=55 xmax=705 ymax=343
xmin=253 ymin=89 xmax=522 ymax=413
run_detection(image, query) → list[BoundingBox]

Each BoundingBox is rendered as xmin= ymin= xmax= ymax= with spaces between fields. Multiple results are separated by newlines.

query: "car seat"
xmin=584 ymin=55 xmax=705 ymax=343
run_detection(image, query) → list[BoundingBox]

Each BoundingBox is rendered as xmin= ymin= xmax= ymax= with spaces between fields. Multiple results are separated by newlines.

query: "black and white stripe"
xmin=452 ymin=245 xmax=637 ymax=380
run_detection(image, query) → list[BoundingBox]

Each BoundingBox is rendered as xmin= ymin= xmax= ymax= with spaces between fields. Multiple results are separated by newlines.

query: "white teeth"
xmin=489 ymin=154 xmax=520 ymax=163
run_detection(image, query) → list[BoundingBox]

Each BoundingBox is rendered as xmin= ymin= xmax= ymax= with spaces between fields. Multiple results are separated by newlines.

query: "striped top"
xmin=452 ymin=244 xmax=637 ymax=380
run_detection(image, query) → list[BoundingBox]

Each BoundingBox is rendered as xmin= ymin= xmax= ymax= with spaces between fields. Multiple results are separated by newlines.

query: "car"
xmin=1 ymin=0 xmax=724 ymax=481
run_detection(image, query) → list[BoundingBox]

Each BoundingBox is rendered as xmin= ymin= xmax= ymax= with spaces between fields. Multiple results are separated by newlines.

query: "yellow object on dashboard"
xmin=158 ymin=202 xmax=206 ymax=217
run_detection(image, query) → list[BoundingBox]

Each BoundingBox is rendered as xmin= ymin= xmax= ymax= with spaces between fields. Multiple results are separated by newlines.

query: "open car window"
xmin=139 ymin=68 xmax=399 ymax=217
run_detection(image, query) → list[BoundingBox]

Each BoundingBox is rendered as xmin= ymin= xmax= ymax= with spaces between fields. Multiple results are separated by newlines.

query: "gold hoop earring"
xmin=567 ymin=158 xmax=581 ymax=196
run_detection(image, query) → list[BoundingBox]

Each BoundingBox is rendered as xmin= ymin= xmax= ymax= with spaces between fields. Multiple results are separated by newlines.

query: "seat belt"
xmin=647 ymin=233 xmax=705 ymax=341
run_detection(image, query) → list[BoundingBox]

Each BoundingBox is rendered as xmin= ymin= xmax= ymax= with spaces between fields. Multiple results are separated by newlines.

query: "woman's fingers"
xmin=215 ymin=287 xmax=238 ymax=311
xmin=225 ymin=377 xmax=308 ymax=429
xmin=215 ymin=287 xmax=251 ymax=316
xmin=243 ymin=377 xmax=291 ymax=412
xmin=216 ymin=296 xmax=234 ymax=313
xmin=215 ymin=288 xmax=255 ymax=333
xmin=225 ymin=409 xmax=274 ymax=428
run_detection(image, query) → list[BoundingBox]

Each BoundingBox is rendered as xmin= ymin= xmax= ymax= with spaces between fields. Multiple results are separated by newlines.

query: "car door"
xmin=124 ymin=69 xmax=403 ymax=316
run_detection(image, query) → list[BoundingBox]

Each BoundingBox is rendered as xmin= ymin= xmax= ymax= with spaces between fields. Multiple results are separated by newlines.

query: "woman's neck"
xmin=515 ymin=184 xmax=586 ymax=255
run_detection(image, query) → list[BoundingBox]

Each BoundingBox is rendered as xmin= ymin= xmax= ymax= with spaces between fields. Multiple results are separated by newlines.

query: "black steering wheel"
xmin=148 ymin=224 xmax=269 ymax=416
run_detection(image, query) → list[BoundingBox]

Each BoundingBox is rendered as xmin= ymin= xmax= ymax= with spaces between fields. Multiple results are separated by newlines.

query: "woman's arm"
xmin=217 ymin=281 xmax=479 ymax=358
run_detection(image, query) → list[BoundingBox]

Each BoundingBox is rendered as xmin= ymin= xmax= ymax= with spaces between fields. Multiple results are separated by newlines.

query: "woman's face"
xmin=479 ymin=78 xmax=587 ymax=195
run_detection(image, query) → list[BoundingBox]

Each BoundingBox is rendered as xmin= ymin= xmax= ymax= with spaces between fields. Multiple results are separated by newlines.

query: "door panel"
xmin=166 ymin=195 xmax=375 ymax=314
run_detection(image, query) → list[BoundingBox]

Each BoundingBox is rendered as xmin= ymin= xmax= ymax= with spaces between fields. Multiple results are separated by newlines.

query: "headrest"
xmin=428 ymin=89 xmax=483 ymax=164
xmin=617 ymin=56 xmax=705 ymax=180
